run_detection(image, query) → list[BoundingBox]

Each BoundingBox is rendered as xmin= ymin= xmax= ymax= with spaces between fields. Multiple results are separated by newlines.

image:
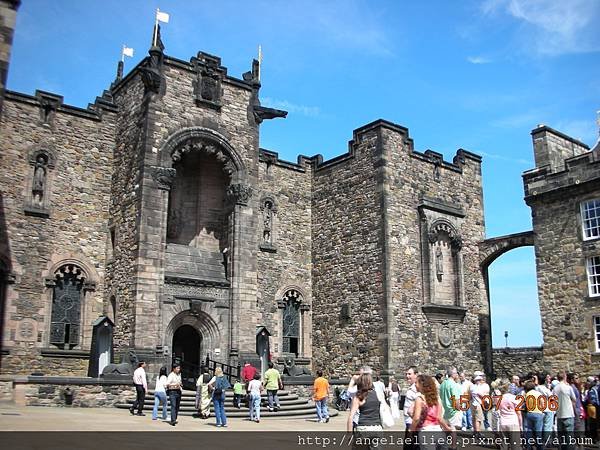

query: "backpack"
xmin=213 ymin=376 xmax=230 ymax=396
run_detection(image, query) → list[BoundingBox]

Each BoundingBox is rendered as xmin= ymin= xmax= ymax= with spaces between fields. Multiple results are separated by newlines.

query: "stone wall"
xmin=381 ymin=123 xmax=488 ymax=378
xmin=492 ymin=347 xmax=544 ymax=379
xmin=524 ymin=127 xmax=600 ymax=375
xmin=0 ymin=90 xmax=116 ymax=375
xmin=105 ymin=71 xmax=146 ymax=351
xmin=311 ymin=125 xmax=386 ymax=376
xmin=0 ymin=379 xmax=13 ymax=402
xmin=256 ymin=152 xmax=313 ymax=359
xmin=310 ymin=120 xmax=487 ymax=379
xmin=2 ymin=377 xmax=135 ymax=407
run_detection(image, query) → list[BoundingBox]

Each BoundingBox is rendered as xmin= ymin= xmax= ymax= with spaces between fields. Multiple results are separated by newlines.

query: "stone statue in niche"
xmin=263 ymin=200 xmax=273 ymax=245
xmin=32 ymin=155 xmax=47 ymax=206
xmin=435 ymin=245 xmax=444 ymax=280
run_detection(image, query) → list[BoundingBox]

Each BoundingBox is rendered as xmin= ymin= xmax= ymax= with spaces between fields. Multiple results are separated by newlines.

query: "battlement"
xmin=259 ymin=119 xmax=482 ymax=180
xmin=4 ymin=88 xmax=117 ymax=122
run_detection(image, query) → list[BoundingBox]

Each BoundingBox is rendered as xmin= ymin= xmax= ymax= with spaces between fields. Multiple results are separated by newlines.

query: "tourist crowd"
xmin=127 ymin=360 xmax=600 ymax=450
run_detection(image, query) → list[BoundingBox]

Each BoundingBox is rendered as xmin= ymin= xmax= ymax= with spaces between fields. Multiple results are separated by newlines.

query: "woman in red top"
xmin=410 ymin=374 xmax=452 ymax=450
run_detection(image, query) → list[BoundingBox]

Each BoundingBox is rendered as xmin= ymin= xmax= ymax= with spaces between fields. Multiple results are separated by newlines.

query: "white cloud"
xmin=481 ymin=0 xmax=600 ymax=56
xmin=467 ymin=56 xmax=492 ymax=64
xmin=262 ymin=97 xmax=321 ymax=118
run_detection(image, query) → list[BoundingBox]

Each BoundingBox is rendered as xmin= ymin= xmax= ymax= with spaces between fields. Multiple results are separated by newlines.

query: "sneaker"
xmin=268 ymin=407 xmax=274 ymax=412
xmin=129 ymin=409 xmax=135 ymax=415
xmin=170 ymin=422 xmax=176 ymax=426
xmin=136 ymin=413 xmax=146 ymax=416
xmin=325 ymin=417 xmax=330 ymax=423
xmin=274 ymin=405 xmax=280 ymax=411
xmin=256 ymin=419 xmax=260 ymax=423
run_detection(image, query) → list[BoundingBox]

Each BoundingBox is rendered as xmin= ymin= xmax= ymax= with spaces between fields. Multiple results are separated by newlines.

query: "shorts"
xmin=448 ymin=411 xmax=463 ymax=429
xmin=471 ymin=404 xmax=484 ymax=424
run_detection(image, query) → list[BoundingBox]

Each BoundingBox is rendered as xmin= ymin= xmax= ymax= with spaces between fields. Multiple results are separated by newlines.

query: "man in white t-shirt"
xmin=129 ymin=361 xmax=147 ymax=416
xmin=460 ymin=371 xmax=473 ymax=430
xmin=403 ymin=366 xmax=419 ymax=450
xmin=553 ymin=370 xmax=576 ymax=450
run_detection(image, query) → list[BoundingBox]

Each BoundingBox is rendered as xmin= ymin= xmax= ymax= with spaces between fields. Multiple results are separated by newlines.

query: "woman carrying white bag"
xmin=347 ymin=371 xmax=393 ymax=449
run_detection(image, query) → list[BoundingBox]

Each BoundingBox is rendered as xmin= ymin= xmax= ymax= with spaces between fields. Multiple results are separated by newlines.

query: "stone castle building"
xmin=0 ymin=2 xmax=598 ymax=382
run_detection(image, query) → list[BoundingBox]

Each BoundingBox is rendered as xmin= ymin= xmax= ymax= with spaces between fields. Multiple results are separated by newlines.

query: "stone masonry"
xmin=3 ymin=8 xmax=597 ymax=382
xmin=523 ymin=126 xmax=600 ymax=375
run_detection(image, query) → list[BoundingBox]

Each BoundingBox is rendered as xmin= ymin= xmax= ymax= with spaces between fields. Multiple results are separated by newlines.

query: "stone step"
xmin=115 ymin=402 xmax=338 ymax=418
xmin=147 ymin=389 xmax=295 ymax=398
xmin=135 ymin=395 xmax=305 ymax=406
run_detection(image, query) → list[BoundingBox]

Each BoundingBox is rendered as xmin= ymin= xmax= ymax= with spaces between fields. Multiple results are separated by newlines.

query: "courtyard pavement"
xmin=0 ymin=403 xmax=405 ymax=432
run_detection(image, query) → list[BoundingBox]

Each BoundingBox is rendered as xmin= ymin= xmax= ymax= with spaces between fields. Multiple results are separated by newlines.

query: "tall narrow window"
xmin=282 ymin=290 xmax=301 ymax=356
xmin=594 ymin=316 xmax=600 ymax=352
xmin=110 ymin=296 xmax=117 ymax=325
xmin=50 ymin=265 xmax=84 ymax=349
xmin=587 ymin=256 xmax=600 ymax=297
xmin=582 ymin=199 xmax=600 ymax=240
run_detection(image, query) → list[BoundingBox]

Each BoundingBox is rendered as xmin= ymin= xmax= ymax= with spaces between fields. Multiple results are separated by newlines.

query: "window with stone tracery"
xmin=49 ymin=265 xmax=85 ymax=349
xmin=282 ymin=290 xmax=301 ymax=356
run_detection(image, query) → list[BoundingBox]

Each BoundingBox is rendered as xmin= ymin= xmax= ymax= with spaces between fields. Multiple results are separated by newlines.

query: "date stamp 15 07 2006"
xmin=450 ymin=395 xmax=559 ymax=412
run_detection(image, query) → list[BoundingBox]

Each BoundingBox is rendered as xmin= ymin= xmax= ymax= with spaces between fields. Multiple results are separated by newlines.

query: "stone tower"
xmin=523 ymin=125 xmax=600 ymax=374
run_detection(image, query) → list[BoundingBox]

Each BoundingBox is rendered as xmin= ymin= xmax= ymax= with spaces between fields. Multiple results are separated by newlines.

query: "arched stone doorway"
xmin=165 ymin=308 xmax=222 ymax=385
xmin=172 ymin=324 xmax=202 ymax=387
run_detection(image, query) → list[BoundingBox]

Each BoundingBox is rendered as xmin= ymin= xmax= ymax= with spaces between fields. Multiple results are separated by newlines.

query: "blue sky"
xmin=7 ymin=0 xmax=600 ymax=348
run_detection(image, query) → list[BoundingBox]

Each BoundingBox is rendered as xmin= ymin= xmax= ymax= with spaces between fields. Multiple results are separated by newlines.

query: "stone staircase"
xmin=115 ymin=389 xmax=339 ymax=419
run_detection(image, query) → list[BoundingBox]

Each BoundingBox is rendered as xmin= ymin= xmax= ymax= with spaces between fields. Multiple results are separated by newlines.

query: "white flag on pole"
xmin=156 ymin=10 xmax=170 ymax=23
xmin=123 ymin=47 xmax=134 ymax=58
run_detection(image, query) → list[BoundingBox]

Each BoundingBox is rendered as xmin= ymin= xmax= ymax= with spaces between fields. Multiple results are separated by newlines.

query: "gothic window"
xmin=49 ymin=265 xmax=85 ymax=349
xmin=581 ymin=199 xmax=600 ymax=241
xmin=282 ymin=290 xmax=301 ymax=356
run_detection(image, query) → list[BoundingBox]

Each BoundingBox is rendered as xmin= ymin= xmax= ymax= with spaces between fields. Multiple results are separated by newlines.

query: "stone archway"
xmin=479 ymin=230 xmax=534 ymax=271
xmin=478 ymin=230 xmax=536 ymax=376
xmin=165 ymin=309 xmax=221 ymax=362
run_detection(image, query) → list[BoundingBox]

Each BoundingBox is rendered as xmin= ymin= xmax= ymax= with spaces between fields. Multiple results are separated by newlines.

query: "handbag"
xmin=376 ymin=390 xmax=395 ymax=428
xmin=587 ymin=404 xmax=596 ymax=419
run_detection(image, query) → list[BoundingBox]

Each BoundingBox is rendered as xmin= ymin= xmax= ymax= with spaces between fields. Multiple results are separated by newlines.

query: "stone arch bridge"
xmin=479 ymin=230 xmax=534 ymax=271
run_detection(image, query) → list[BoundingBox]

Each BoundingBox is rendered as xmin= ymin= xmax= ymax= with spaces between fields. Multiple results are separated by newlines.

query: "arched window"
xmin=282 ymin=290 xmax=301 ymax=356
xmin=49 ymin=264 xmax=86 ymax=349
xmin=109 ymin=295 xmax=117 ymax=325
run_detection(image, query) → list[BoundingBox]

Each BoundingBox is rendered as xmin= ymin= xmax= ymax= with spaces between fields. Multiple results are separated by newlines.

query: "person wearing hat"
xmin=470 ymin=371 xmax=489 ymax=435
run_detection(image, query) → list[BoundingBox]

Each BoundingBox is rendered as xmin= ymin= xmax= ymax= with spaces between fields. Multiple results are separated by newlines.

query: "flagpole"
xmin=257 ymin=45 xmax=262 ymax=81
xmin=153 ymin=8 xmax=159 ymax=46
